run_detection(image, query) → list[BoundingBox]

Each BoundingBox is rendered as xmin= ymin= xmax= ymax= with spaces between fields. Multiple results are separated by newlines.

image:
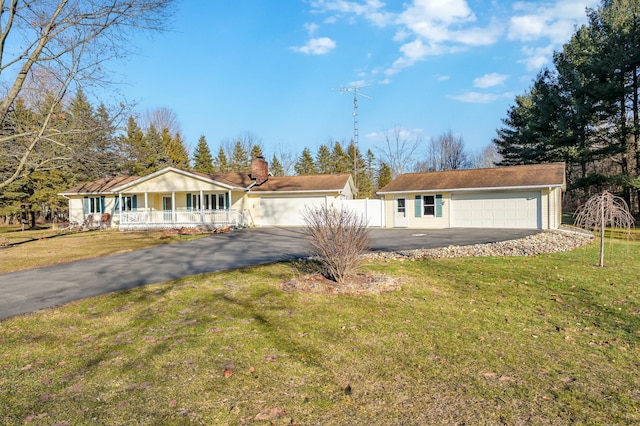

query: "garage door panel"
xmin=451 ymin=191 xmax=540 ymax=229
xmin=260 ymin=197 xmax=326 ymax=226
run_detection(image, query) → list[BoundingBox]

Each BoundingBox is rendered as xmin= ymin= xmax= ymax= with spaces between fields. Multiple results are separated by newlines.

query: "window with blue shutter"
xmin=132 ymin=195 xmax=137 ymax=211
xmin=225 ymin=193 xmax=230 ymax=210
xmin=415 ymin=195 xmax=422 ymax=217
xmin=114 ymin=196 xmax=120 ymax=213
xmin=83 ymin=197 xmax=89 ymax=214
xmin=435 ymin=194 xmax=443 ymax=217
xmin=186 ymin=193 xmax=192 ymax=210
xmin=100 ymin=196 xmax=105 ymax=213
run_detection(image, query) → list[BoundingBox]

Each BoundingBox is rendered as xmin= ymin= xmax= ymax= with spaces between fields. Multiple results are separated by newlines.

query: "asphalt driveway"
xmin=0 ymin=227 xmax=538 ymax=320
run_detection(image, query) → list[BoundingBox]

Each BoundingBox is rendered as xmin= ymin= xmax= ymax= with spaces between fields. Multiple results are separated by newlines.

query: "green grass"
xmin=1 ymin=237 xmax=639 ymax=424
xmin=0 ymin=227 xmax=209 ymax=273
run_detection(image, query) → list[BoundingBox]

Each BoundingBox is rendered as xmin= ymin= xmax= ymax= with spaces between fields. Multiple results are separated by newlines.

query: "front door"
xmin=394 ymin=197 xmax=408 ymax=227
xmin=162 ymin=196 xmax=172 ymax=221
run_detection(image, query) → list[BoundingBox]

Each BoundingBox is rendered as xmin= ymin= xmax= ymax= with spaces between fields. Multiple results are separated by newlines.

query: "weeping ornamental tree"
xmin=574 ymin=191 xmax=635 ymax=266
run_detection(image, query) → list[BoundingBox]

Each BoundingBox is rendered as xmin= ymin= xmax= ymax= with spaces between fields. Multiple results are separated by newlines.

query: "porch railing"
xmin=117 ymin=209 xmax=244 ymax=230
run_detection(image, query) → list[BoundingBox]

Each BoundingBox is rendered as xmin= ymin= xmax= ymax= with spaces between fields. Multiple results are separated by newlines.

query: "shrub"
xmin=302 ymin=205 xmax=370 ymax=284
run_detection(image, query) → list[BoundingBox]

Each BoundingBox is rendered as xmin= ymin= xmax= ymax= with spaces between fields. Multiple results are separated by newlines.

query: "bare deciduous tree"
xmin=0 ymin=0 xmax=175 ymax=190
xmin=303 ymin=205 xmax=370 ymax=284
xmin=574 ymin=191 xmax=635 ymax=267
xmin=143 ymin=107 xmax=181 ymax=136
xmin=469 ymin=143 xmax=501 ymax=169
xmin=376 ymin=125 xmax=421 ymax=179
xmin=415 ymin=129 xmax=469 ymax=172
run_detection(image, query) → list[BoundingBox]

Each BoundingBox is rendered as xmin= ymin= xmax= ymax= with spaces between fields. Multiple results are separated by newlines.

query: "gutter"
xmin=376 ymin=184 xmax=564 ymax=195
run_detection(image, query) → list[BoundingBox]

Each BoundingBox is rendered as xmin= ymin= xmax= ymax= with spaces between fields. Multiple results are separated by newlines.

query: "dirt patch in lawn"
xmin=281 ymin=273 xmax=401 ymax=295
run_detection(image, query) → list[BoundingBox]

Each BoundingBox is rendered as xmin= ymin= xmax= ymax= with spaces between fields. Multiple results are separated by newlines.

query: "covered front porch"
xmin=114 ymin=190 xmax=247 ymax=231
xmin=116 ymin=208 xmax=245 ymax=230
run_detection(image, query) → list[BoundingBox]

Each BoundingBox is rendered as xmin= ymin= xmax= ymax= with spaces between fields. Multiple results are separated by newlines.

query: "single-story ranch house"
xmin=377 ymin=162 xmax=566 ymax=230
xmin=60 ymin=157 xmax=356 ymax=230
xmin=60 ymin=160 xmax=565 ymax=230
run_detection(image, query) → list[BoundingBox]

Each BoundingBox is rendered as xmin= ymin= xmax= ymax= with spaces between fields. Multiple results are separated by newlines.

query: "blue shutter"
xmin=186 ymin=193 xmax=192 ymax=210
xmin=114 ymin=196 xmax=120 ymax=213
xmin=83 ymin=196 xmax=89 ymax=214
xmin=100 ymin=196 xmax=105 ymax=213
xmin=225 ymin=193 xmax=230 ymax=210
xmin=414 ymin=195 xmax=422 ymax=217
xmin=435 ymin=194 xmax=442 ymax=217
xmin=132 ymin=195 xmax=137 ymax=211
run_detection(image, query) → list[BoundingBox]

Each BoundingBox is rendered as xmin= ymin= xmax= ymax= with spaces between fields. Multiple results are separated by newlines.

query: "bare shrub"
xmin=302 ymin=205 xmax=370 ymax=284
xmin=574 ymin=191 xmax=635 ymax=267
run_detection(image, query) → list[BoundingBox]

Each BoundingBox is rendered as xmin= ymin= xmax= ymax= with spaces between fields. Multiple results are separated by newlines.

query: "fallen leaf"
xmin=248 ymin=366 xmax=255 ymax=374
xmin=254 ymin=407 xmax=286 ymax=421
xmin=169 ymin=400 xmax=177 ymax=407
xmin=223 ymin=368 xmax=233 ymax=378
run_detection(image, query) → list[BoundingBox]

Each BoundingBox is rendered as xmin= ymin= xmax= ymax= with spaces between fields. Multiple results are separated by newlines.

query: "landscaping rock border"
xmin=363 ymin=227 xmax=595 ymax=261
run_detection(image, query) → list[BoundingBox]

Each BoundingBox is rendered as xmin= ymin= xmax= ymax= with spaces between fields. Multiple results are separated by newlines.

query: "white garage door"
xmin=451 ymin=191 xmax=541 ymax=229
xmin=259 ymin=197 xmax=327 ymax=226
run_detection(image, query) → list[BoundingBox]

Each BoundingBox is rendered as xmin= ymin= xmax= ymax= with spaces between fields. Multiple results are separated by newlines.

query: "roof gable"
xmin=377 ymin=163 xmax=566 ymax=194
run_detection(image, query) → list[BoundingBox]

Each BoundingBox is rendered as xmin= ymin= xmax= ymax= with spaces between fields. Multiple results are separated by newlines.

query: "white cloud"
xmin=518 ymin=44 xmax=555 ymax=70
xmin=436 ymin=75 xmax=450 ymax=81
xmin=292 ymin=22 xmax=337 ymax=55
xmin=473 ymin=73 xmax=508 ymax=88
xmin=310 ymin=0 xmax=393 ymax=27
xmin=292 ymin=37 xmax=337 ymax=55
xmin=449 ymin=91 xmax=514 ymax=103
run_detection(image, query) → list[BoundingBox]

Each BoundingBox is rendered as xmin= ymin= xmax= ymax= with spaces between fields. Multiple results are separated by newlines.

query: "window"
xmin=84 ymin=196 xmax=104 ymax=214
xmin=415 ymin=194 xmax=443 ymax=218
xmin=423 ymin=195 xmax=435 ymax=216
xmin=397 ymin=198 xmax=406 ymax=214
xmin=122 ymin=196 xmax=135 ymax=212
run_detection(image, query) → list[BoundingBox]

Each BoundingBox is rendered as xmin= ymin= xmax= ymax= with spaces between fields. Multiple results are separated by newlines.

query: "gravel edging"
xmin=364 ymin=227 xmax=595 ymax=261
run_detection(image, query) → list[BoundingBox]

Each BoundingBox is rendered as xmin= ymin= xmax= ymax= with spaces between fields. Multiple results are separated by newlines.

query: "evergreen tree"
xmin=250 ymin=144 xmax=264 ymax=160
xmin=331 ymin=142 xmax=351 ymax=174
xmin=230 ymin=140 xmax=249 ymax=171
xmin=357 ymin=149 xmax=376 ymax=198
xmin=294 ymin=148 xmax=317 ymax=175
xmin=377 ymin=162 xmax=392 ymax=189
xmin=120 ymin=116 xmax=147 ymax=175
xmin=163 ymin=128 xmax=190 ymax=169
xmin=270 ymin=154 xmax=284 ymax=176
xmin=143 ymin=124 xmax=168 ymax=172
xmin=315 ymin=144 xmax=333 ymax=174
xmin=192 ymin=136 xmax=215 ymax=173
xmin=214 ymin=147 xmax=230 ymax=172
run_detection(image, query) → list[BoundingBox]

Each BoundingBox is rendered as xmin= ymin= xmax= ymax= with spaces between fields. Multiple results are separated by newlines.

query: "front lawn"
xmin=1 ymin=236 xmax=639 ymax=424
xmin=0 ymin=227 xmax=209 ymax=274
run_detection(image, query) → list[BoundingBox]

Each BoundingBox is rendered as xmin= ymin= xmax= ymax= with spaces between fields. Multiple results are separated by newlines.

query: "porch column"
xmin=118 ymin=193 xmax=123 ymax=226
xmin=227 ymin=190 xmax=232 ymax=226
xmin=200 ymin=190 xmax=204 ymax=224
xmin=172 ymin=191 xmax=176 ymax=223
xmin=145 ymin=192 xmax=149 ymax=224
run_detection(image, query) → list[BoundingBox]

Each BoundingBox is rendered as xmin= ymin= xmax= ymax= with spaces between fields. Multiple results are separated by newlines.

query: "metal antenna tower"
xmin=332 ymin=84 xmax=372 ymax=188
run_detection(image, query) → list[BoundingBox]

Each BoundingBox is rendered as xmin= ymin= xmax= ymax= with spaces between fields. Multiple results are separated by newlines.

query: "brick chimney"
xmin=251 ymin=156 xmax=269 ymax=186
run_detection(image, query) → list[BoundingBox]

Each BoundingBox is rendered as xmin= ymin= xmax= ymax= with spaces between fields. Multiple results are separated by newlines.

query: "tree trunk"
xmin=599 ymin=197 xmax=605 ymax=267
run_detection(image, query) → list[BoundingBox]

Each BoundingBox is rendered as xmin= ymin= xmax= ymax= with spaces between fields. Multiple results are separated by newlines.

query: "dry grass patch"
xmin=1 ymin=237 xmax=640 ymax=424
xmin=0 ymin=227 xmax=209 ymax=273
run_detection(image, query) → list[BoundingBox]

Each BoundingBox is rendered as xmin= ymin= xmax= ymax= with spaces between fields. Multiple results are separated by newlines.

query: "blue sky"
xmin=112 ymin=0 xmax=600 ymax=163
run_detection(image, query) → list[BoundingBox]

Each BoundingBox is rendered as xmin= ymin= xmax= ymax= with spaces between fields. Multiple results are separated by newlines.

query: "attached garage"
xmin=259 ymin=196 xmax=327 ymax=226
xmin=450 ymin=191 xmax=541 ymax=229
